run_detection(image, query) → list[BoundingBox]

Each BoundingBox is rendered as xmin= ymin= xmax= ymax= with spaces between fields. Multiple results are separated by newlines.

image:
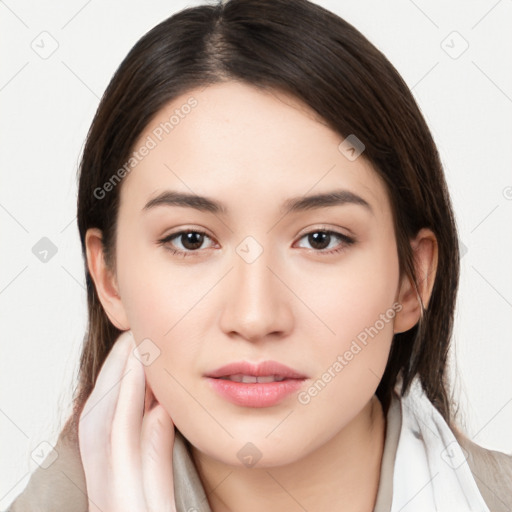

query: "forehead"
xmin=118 ymin=81 xmax=390 ymax=219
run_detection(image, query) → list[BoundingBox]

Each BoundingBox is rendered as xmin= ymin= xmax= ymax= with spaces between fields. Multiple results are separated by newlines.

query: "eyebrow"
xmin=142 ymin=189 xmax=373 ymax=216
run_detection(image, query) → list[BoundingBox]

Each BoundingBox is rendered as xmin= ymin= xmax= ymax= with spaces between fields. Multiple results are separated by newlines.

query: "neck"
xmin=191 ymin=395 xmax=386 ymax=512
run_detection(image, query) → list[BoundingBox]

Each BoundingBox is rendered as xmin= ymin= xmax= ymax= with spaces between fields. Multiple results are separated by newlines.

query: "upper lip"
xmin=205 ymin=360 xmax=307 ymax=379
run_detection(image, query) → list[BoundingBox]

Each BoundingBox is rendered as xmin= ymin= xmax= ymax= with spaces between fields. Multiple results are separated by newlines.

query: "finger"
xmin=141 ymin=403 xmax=176 ymax=512
xmin=110 ymin=333 xmax=147 ymax=510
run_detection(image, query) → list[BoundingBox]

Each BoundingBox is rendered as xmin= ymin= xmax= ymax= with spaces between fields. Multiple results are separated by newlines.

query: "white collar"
xmin=391 ymin=375 xmax=489 ymax=511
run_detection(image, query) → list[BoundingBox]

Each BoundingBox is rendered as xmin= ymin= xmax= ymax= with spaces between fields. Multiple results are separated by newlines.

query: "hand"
xmin=78 ymin=330 xmax=176 ymax=512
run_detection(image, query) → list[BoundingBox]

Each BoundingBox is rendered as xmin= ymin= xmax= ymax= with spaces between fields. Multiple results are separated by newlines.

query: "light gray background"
xmin=1 ymin=0 xmax=511 ymax=508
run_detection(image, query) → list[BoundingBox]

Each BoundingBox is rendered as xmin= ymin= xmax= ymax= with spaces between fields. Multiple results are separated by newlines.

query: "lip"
xmin=205 ymin=360 xmax=307 ymax=379
xmin=204 ymin=360 xmax=307 ymax=408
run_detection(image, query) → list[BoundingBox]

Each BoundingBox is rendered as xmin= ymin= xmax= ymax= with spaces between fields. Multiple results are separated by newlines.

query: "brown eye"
xmin=176 ymin=231 xmax=205 ymax=250
xmin=307 ymin=231 xmax=331 ymax=250
xmin=157 ymin=229 xmax=215 ymax=257
xmin=296 ymin=230 xmax=355 ymax=255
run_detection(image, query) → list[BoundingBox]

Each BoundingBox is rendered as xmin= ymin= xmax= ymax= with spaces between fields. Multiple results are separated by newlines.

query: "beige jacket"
xmin=6 ymin=394 xmax=512 ymax=511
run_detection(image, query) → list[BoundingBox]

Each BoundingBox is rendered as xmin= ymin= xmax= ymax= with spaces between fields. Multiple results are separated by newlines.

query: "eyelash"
xmin=157 ymin=228 xmax=355 ymax=258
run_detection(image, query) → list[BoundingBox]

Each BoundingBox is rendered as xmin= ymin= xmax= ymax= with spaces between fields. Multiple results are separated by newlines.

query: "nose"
xmin=218 ymin=242 xmax=294 ymax=343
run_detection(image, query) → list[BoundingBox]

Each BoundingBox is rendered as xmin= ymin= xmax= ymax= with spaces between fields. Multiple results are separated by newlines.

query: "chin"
xmin=186 ymin=428 xmax=316 ymax=469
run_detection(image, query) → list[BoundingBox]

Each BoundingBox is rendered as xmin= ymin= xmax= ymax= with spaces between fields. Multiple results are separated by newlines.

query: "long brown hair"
xmin=65 ymin=0 xmax=460 ymax=441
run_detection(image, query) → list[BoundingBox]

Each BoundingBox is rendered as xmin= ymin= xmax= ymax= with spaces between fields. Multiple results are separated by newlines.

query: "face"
xmin=108 ymin=81 xmax=402 ymax=467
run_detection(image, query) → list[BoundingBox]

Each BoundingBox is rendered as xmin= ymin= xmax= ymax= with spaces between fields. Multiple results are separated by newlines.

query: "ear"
xmin=85 ymin=228 xmax=130 ymax=330
xmin=393 ymin=228 xmax=438 ymax=334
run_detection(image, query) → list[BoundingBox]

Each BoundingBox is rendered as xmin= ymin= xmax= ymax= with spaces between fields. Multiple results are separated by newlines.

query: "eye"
xmin=295 ymin=229 xmax=355 ymax=255
xmin=157 ymin=229 xmax=216 ymax=257
xmin=157 ymin=228 xmax=355 ymax=258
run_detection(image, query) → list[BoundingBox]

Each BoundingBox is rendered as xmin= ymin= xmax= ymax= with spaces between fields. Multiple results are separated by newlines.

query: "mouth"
xmin=204 ymin=360 xmax=307 ymax=407
xmin=216 ymin=374 xmax=291 ymax=383
xmin=205 ymin=359 xmax=307 ymax=380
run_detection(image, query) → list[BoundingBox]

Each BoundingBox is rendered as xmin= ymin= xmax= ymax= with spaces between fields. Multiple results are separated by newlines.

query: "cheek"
xmin=301 ymin=237 xmax=400 ymax=354
xmin=291 ymin=245 xmax=399 ymax=436
xmin=116 ymin=245 xmax=212 ymax=419
xmin=117 ymin=240 xmax=200 ymax=336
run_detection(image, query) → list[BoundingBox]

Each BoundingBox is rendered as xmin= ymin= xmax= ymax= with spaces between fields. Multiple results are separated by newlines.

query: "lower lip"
xmin=205 ymin=377 xmax=305 ymax=407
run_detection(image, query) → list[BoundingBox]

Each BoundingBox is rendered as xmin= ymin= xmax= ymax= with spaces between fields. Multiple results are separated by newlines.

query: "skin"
xmin=83 ymin=81 xmax=438 ymax=511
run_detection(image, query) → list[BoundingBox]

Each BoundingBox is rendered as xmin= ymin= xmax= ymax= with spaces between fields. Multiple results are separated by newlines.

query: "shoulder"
xmin=6 ymin=429 xmax=88 ymax=512
xmin=454 ymin=429 xmax=512 ymax=511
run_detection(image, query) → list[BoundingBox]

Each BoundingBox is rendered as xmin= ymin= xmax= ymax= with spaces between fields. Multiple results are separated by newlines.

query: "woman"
xmin=7 ymin=0 xmax=512 ymax=511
